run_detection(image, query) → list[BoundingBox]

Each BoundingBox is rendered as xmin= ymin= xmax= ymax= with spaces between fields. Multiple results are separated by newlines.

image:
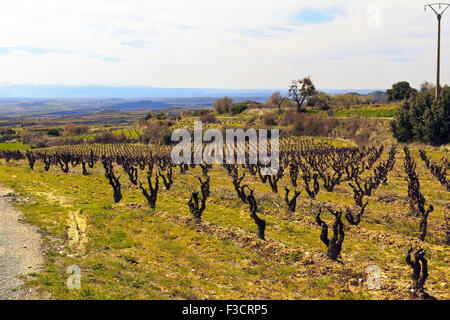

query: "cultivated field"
xmin=0 ymin=136 xmax=448 ymax=300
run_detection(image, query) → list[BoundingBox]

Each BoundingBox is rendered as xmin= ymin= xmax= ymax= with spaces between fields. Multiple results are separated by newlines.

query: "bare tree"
xmin=214 ymin=97 xmax=233 ymax=114
xmin=268 ymin=92 xmax=284 ymax=113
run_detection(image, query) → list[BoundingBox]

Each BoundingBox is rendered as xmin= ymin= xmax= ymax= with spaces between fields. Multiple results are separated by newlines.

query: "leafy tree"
xmin=307 ymin=91 xmax=332 ymax=110
xmin=387 ymin=81 xmax=417 ymax=101
xmin=230 ymin=105 xmax=246 ymax=115
xmin=288 ymin=77 xmax=317 ymax=113
xmin=390 ymin=100 xmax=413 ymax=142
xmin=155 ymin=112 xmax=167 ymax=120
xmin=214 ymin=97 xmax=233 ymax=114
xmin=391 ymin=85 xmax=449 ymax=145
xmin=420 ymin=81 xmax=434 ymax=94
xmin=0 ymin=128 xmax=16 ymax=135
xmin=281 ymin=97 xmax=296 ymax=109
xmin=231 ymin=100 xmax=261 ymax=112
xmin=422 ymin=88 xmax=450 ymax=144
xmin=331 ymin=93 xmax=363 ymax=107
xmin=47 ymin=129 xmax=61 ymax=137
xmin=64 ymin=123 xmax=90 ymax=136
xmin=198 ymin=108 xmax=213 ymax=116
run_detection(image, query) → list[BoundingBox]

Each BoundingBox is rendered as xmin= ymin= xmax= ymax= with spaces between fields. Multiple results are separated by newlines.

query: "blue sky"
xmin=294 ymin=8 xmax=339 ymax=25
xmin=0 ymin=0 xmax=448 ymax=90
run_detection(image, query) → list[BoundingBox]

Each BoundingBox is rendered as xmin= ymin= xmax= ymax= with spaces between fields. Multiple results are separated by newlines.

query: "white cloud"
xmin=0 ymin=0 xmax=448 ymax=89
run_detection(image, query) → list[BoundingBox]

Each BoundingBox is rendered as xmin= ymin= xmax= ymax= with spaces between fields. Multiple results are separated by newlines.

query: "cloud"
xmin=231 ymin=29 xmax=274 ymax=38
xmin=0 ymin=0 xmax=448 ymax=90
xmin=0 ymin=46 xmax=120 ymax=62
xmin=120 ymin=41 xmax=150 ymax=49
xmin=174 ymin=24 xmax=194 ymax=31
xmin=0 ymin=47 xmax=56 ymax=56
xmin=269 ymin=26 xmax=295 ymax=32
xmin=389 ymin=57 xmax=413 ymax=63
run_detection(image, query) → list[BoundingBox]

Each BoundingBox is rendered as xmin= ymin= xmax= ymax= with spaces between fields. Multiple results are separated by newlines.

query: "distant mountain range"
xmin=105 ymin=100 xmax=170 ymax=111
xmin=0 ymin=84 xmax=384 ymax=99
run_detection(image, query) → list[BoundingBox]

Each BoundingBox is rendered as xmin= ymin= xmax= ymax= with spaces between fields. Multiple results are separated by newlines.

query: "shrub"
xmin=155 ymin=112 xmax=168 ymax=120
xmin=391 ymin=85 xmax=449 ymax=145
xmin=307 ymin=91 xmax=332 ymax=110
xmin=330 ymin=93 xmax=364 ymax=107
xmin=141 ymin=120 xmax=173 ymax=145
xmin=142 ymin=120 xmax=164 ymax=144
xmin=159 ymin=129 xmax=174 ymax=145
xmin=245 ymin=115 xmax=258 ymax=126
xmin=22 ymin=133 xmax=50 ymax=148
xmin=291 ymin=114 xmax=339 ymax=137
xmin=199 ymin=113 xmax=217 ymax=123
xmin=0 ymin=128 xmax=16 ymax=135
xmin=230 ymin=103 xmax=248 ymax=115
xmin=262 ymin=113 xmax=277 ymax=126
xmin=387 ymin=81 xmax=417 ymax=102
xmin=47 ymin=129 xmax=61 ymax=137
xmin=191 ymin=109 xmax=212 ymax=117
xmin=214 ymin=97 xmax=233 ymax=114
xmin=92 ymin=132 xmax=126 ymax=144
xmin=64 ymin=123 xmax=90 ymax=136
xmin=281 ymin=110 xmax=301 ymax=126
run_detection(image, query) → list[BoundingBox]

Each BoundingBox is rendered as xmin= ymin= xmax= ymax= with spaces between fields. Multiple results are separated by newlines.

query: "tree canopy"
xmin=387 ymin=81 xmax=417 ymax=102
xmin=214 ymin=97 xmax=233 ymax=114
xmin=391 ymin=85 xmax=449 ymax=146
xmin=288 ymin=77 xmax=317 ymax=113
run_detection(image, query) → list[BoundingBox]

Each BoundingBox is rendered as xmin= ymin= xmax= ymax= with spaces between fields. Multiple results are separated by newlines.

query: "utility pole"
xmin=425 ymin=3 xmax=450 ymax=98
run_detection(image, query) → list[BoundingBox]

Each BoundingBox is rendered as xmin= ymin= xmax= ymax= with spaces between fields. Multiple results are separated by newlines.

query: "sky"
xmin=0 ymin=0 xmax=449 ymax=90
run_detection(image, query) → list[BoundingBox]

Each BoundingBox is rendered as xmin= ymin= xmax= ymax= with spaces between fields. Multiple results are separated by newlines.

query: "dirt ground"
xmin=0 ymin=187 xmax=44 ymax=300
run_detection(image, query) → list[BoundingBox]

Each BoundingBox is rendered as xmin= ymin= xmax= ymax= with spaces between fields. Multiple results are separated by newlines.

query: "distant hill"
xmin=0 ymin=84 xmax=383 ymax=99
xmin=103 ymin=100 xmax=170 ymax=111
xmin=0 ymin=85 xmax=277 ymax=99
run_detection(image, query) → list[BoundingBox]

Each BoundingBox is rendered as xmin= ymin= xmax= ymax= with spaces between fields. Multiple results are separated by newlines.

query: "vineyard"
xmin=72 ymin=127 xmax=144 ymax=142
xmin=0 ymin=138 xmax=448 ymax=300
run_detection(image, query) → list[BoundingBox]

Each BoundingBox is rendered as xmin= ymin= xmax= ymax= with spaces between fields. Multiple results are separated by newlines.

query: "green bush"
xmin=230 ymin=103 xmax=248 ymax=115
xmin=391 ymin=86 xmax=449 ymax=145
xmin=159 ymin=130 xmax=174 ymax=145
xmin=191 ymin=109 xmax=212 ymax=117
xmin=387 ymin=81 xmax=417 ymax=102
xmin=47 ymin=129 xmax=61 ymax=137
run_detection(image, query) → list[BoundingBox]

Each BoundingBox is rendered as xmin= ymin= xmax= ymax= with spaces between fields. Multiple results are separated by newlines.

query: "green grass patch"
xmin=334 ymin=106 xmax=397 ymax=118
xmin=0 ymin=142 xmax=30 ymax=150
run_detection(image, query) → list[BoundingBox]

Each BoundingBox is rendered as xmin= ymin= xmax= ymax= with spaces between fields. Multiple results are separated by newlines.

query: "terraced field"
xmin=74 ymin=127 xmax=144 ymax=141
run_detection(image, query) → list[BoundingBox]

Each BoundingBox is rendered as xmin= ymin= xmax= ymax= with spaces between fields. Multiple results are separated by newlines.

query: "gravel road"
xmin=0 ymin=187 xmax=43 ymax=300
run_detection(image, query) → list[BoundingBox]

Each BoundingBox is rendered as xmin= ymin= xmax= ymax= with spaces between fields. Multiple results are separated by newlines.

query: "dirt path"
xmin=0 ymin=187 xmax=44 ymax=300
